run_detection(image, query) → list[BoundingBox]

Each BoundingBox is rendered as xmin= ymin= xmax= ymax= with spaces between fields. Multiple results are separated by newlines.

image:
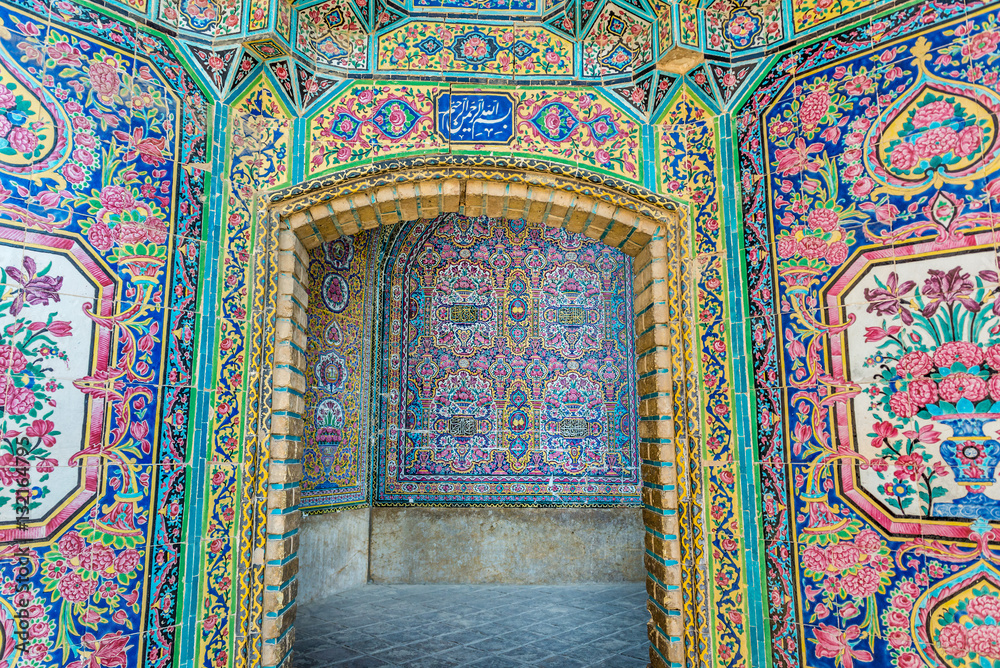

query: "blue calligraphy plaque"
xmin=436 ymin=93 xmax=515 ymax=144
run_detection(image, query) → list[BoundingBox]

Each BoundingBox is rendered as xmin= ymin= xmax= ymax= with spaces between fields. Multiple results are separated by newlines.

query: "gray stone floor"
xmin=293 ymin=583 xmax=650 ymax=668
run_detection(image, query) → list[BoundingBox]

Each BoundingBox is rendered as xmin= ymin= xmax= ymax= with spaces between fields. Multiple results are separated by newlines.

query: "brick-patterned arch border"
xmin=259 ymin=170 xmax=690 ymax=668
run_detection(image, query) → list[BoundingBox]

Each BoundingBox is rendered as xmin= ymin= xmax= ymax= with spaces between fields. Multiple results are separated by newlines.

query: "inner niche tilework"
xmin=302 ymin=232 xmax=378 ymax=512
xmin=374 ymin=213 xmax=640 ymax=505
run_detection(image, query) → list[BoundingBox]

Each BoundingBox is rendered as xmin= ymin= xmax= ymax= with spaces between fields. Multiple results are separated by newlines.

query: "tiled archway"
xmin=258 ymin=167 xmax=690 ymax=668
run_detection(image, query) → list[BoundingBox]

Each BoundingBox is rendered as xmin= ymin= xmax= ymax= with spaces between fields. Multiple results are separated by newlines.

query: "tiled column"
xmin=262 ymin=228 xmax=310 ymax=668
xmin=634 ymin=232 xmax=685 ymax=668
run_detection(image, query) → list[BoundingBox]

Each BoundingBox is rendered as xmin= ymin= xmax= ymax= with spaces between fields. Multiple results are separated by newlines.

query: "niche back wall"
xmin=302 ymin=213 xmax=642 ymax=510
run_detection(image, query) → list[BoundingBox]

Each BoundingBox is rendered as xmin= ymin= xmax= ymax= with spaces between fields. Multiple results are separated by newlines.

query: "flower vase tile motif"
xmin=302 ymin=232 xmax=379 ymax=512
xmin=0 ymin=4 xmax=206 ymax=668
xmin=740 ymin=5 xmax=1000 ymax=668
xmin=376 ymin=214 xmax=640 ymax=505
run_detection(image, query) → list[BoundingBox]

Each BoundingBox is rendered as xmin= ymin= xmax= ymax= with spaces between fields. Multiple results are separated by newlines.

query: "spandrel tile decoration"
xmin=0 ymin=0 xmax=999 ymax=666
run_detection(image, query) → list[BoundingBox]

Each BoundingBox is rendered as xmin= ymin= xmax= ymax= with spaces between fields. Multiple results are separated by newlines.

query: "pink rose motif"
xmin=893 ymin=594 xmax=914 ymax=610
xmin=842 ymin=163 xmax=864 ymax=180
xmin=63 ymin=163 xmax=86 ymax=184
xmin=841 ymin=568 xmax=881 ymax=597
xmin=900 ymin=582 xmax=921 ymax=598
xmin=388 ymin=107 xmax=406 ymax=129
xmin=59 ymin=532 xmax=86 ymax=558
xmin=87 ymin=221 xmax=114 ymax=252
xmin=808 ymin=208 xmax=840 ymax=232
xmin=76 ymin=133 xmax=95 ymax=148
xmin=596 ymin=149 xmax=610 ymax=165
xmin=99 ymin=185 xmax=135 ymax=214
xmin=911 ymin=100 xmax=956 ymax=128
xmin=358 ymin=89 xmax=374 ymax=105
xmin=886 ymin=610 xmax=909 ymax=627
xmin=962 ymin=30 xmax=1000 ymax=60
xmin=889 ymin=392 xmax=917 ymax=418
xmin=896 ymin=652 xmax=924 ymax=668
xmin=58 ymin=571 xmax=98 ymax=603
xmin=544 ymin=110 xmax=561 ymax=135
xmin=988 ymin=375 xmax=1000 ymax=401
xmin=113 ymin=548 xmax=141 ymax=574
xmin=827 ymin=543 xmax=861 ymax=571
xmin=801 ymin=546 xmax=829 ymax=572
xmin=825 ymin=242 xmax=849 ymax=265
xmin=0 ymin=453 xmax=20 ymax=485
xmin=4 ymin=385 xmax=35 ymax=416
xmin=938 ymin=623 xmax=968 ymax=657
xmin=336 ymin=146 xmax=351 ymax=161
xmin=112 ymin=223 xmax=148 ymax=245
xmin=88 ymin=60 xmax=121 ymax=102
xmin=908 ymin=378 xmax=938 ymax=406
xmin=889 ymin=630 xmax=912 ymax=648
xmin=593 ymin=119 xmax=609 ymax=136
xmin=855 ymin=530 xmax=881 ymax=554
xmin=915 ymin=126 xmax=959 ymax=157
xmin=799 ymin=90 xmax=832 ymax=127
xmin=776 ymin=236 xmax=798 ymax=258
xmin=851 ymin=177 xmax=875 ymax=198
xmin=955 ymin=125 xmax=984 ymax=158
xmin=890 ymin=142 xmax=920 ymax=171
xmin=0 ymin=87 xmax=15 ymax=109
xmin=0 ymin=345 xmax=27 ymax=374
xmin=144 ymin=218 xmax=168 ymax=245
xmin=986 ymin=344 xmax=1000 ymax=369
xmin=72 ymin=148 xmax=94 ymax=166
xmin=894 ymin=453 xmax=925 ymax=481
xmin=934 ymin=342 xmax=984 ymax=369
xmin=898 ymin=351 xmax=934 ymax=377
xmin=0 ymin=117 xmax=11 ymax=138
xmin=7 ymin=126 xmax=37 ymax=154
xmin=967 ymin=594 xmax=1000 ymax=621
xmin=968 ymin=624 xmax=1000 ymax=658
xmin=81 ymin=543 xmax=115 ymax=573
xmin=28 ymin=621 xmax=48 ymax=639
xmin=544 ymin=50 xmax=560 ymax=64
xmin=798 ymin=236 xmax=828 ymax=260
xmin=938 ymin=372 xmax=988 ymax=403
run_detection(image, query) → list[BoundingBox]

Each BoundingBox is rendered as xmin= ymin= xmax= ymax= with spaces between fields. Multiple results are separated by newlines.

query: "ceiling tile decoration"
xmin=297 ymin=64 xmax=341 ymax=109
xmin=190 ymin=44 xmax=239 ymax=91
xmin=582 ymin=2 xmax=653 ymax=79
xmin=296 ymin=0 xmax=369 ymax=70
xmin=609 ymin=70 xmax=655 ymax=117
xmin=688 ymin=63 xmax=719 ymax=106
xmin=230 ymin=49 xmax=261 ymax=91
xmin=710 ymin=61 xmax=755 ymax=104
xmin=651 ymin=71 xmax=677 ymax=114
xmin=268 ymin=58 xmax=298 ymax=106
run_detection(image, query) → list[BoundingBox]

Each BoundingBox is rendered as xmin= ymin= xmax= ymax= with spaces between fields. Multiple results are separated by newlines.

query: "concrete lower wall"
xmin=296 ymin=507 xmax=370 ymax=606
xmin=369 ymin=507 xmax=645 ymax=584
